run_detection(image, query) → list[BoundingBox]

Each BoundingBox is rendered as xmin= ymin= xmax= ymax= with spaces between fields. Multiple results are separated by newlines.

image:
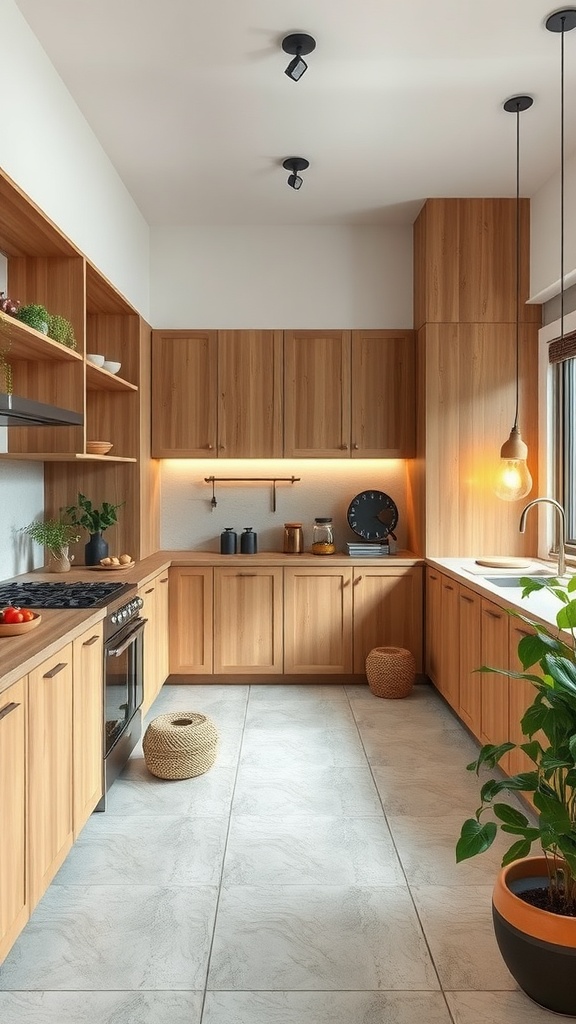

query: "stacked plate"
xmin=86 ymin=440 xmax=113 ymax=455
xmin=346 ymin=542 xmax=390 ymax=557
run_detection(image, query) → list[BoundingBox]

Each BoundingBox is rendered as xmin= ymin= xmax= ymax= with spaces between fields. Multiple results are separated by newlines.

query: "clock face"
xmin=347 ymin=490 xmax=399 ymax=541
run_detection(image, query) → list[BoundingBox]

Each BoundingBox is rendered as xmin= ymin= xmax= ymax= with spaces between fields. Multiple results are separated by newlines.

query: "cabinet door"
xmin=284 ymin=567 xmax=353 ymax=673
xmin=351 ymin=331 xmax=415 ymax=457
xmin=458 ymin=586 xmax=482 ymax=738
xmin=156 ymin=572 xmax=170 ymax=688
xmin=438 ymin=576 xmax=459 ymax=709
xmin=218 ymin=330 xmax=283 ymax=458
xmin=352 ymin=566 xmax=422 ymax=673
xmin=284 ymin=330 xmax=351 ymax=457
xmin=425 ymin=567 xmax=442 ymax=685
xmin=508 ymin=619 xmax=542 ymax=784
xmin=151 ymin=331 xmax=217 ymax=457
xmin=140 ymin=578 xmax=160 ymax=714
xmin=480 ymin=600 xmax=510 ymax=771
xmin=214 ymin=567 xmax=283 ymax=673
xmin=169 ymin=567 xmax=214 ymax=674
xmin=72 ymin=624 xmax=104 ymax=837
xmin=0 ymin=677 xmax=28 ymax=962
xmin=28 ymin=645 xmax=74 ymax=909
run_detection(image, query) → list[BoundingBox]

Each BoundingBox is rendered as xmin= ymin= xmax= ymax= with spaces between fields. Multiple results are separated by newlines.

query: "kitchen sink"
xmin=484 ymin=572 xmax=556 ymax=588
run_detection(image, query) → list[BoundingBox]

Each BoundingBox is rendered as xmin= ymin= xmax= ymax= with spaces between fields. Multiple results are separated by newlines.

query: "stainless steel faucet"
xmin=519 ymin=497 xmax=566 ymax=577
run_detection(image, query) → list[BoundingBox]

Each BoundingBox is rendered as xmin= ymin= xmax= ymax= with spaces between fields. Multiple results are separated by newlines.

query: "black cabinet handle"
xmin=461 ymin=594 xmax=474 ymax=604
xmin=0 ymin=701 xmax=19 ymax=722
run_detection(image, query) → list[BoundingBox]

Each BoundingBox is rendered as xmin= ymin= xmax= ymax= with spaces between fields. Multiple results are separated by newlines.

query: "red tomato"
xmin=3 ymin=606 xmax=24 ymax=624
xmin=20 ymin=609 xmax=35 ymax=622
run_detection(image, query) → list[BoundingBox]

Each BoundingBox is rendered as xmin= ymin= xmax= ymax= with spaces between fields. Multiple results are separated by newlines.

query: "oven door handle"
xmin=106 ymin=618 xmax=148 ymax=658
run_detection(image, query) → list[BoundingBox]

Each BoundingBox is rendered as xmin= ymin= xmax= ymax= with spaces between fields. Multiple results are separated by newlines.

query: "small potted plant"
xmin=63 ymin=492 xmax=124 ymax=565
xmin=15 ymin=303 xmax=50 ymax=334
xmin=22 ymin=517 xmax=80 ymax=573
xmin=48 ymin=313 xmax=77 ymax=350
xmin=457 ymin=574 xmax=576 ymax=1015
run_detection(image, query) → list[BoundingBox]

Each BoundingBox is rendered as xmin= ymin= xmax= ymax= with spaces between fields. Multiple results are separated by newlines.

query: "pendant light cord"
xmin=560 ymin=15 xmax=566 ymax=346
xmin=514 ymin=101 xmax=520 ymax=431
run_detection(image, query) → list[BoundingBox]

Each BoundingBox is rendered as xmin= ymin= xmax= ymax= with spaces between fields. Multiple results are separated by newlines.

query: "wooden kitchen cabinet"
xmin=438 ymin=576 xmax=459 ymax=709
xmin=352 ymin=566 xmax=422 ymax=673
xmin=458 ymin=585 xmax=482 ymax=738
xmin=480 ymin=599 xmax=510 ymax=771
xmin=213 ymin=566 xmax=283 ymax=673
xmin=28 ymin=644 xmax=74 ymax=910
xmin=72 ymin=623 xmax=104 ymax=837
xmin=0 ymin=677 xmax=28 ymax=963
xmin=508 ymin=619 xmax=542 ymax=782
xmin=151 ymin=329 xmax=283 ymax=458
xmin=169 ymin=567 xmax=214 ymax=674
xmin=284 ymin=566 xmax=353 ymax=673
xmin=425 ymin=566 xmax=442 ymax=685
xmin=140 ymin=570 xmax=170 ymax=712
xmin=284 ymin=329 xmax=415 ymax=458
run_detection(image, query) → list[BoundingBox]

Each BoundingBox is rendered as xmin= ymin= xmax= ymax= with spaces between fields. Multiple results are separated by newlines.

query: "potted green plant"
xmin=47 ymin=313 xmax=77 ymax=350
xmin=63 ymin=492 xmax=124 ymax=565
xmin=15 ymin=303 xmax=50 ymax=334
xmin=22 ymin=517 xmax=80 ymax=573
xmin=457 ymin=574 xmax=576 ymax=1015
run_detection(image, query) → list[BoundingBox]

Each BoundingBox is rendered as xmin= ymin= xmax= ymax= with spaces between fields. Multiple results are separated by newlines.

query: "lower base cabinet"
xmin=352 ymin=566 xmax=422 ymax=673
xmin=0 ymin=678 xmax=28 ymax=962
xmin=284 ymin=567 xmax=353 ymax=673
xmin=480 ymin=599 xmax=510 ymax=772
xmin=169 ymin=567 xmax=213 ymax=674
xmin=140 ymin=571 xmax=170 ymax=713
xmin=72 ymin=624 xmax=104 ymax=837
xmin=214 ymin=567 xmax=283 ymax=673
xmin=458 ymin=586 xmax=481 ymax=738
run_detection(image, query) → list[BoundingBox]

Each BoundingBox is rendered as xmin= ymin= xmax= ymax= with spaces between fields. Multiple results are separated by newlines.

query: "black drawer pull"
xmin=43 ymin=662 xmax=67 ymax=679
xmin=485 ymin=610 xmax=502 ymax=620
xmin=0 ymin=701 xmax=19 ymax=722
xmin=461 ymin=594 xmax=474 ymax=604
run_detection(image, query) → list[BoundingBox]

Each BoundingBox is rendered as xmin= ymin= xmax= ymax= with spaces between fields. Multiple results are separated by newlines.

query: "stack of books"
xmin=346 ymin=542 xmax=390 ymax=557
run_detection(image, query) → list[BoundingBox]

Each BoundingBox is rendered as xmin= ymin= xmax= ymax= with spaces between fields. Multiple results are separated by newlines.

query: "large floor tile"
xmin=0 ymin=992 xmax=203 ymax=1024
xmin=387 ymin=813 xmax=510 ymax=886
xmin=208 ymin=885 xmax=439 ymax=991
xmin=223 ymin=815 xmax=405 ymax=885
xmin=244 ymin=701 xmax=357 ymax=730
xmin=411 ymin=886 xmax=516 ymax=990
xmin=104 ymin=759 xmax=236 ymax=816
xmin=240 ymin=725 xmax=366 ymax=767
xmin=232 ymin=766 xmax=384 ymax=816
xmin=0 ymin=885 xmax=218 ymax=991
xmin=356 ymin=719 xmax=480 ymax=767
xmin=55 ymin=814 xmax=228 ymax=885
xmin=247 ymin=684 xmax=350 ymax=706
xmin=203 ymin=990 xmax=452 ymax=1024
xmin=446 ymin=991 xmax=562 ymax=1023
xmin=371 ymin=765 xmax=484 ymax=817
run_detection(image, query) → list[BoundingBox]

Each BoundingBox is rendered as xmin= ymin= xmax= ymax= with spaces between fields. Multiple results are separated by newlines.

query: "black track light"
xmin=282 ymin=158 xmax=309 ymax=190
xmin=282 ymin=33 xmax=316 ymax=81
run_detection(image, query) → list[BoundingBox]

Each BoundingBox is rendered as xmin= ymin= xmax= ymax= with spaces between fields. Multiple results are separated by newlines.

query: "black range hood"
xmin=0 ymin=393 xmax=83 ymax=427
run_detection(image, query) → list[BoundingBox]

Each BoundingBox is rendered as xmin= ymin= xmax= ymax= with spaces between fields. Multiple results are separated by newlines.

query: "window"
xmin=551 ymin=335 xmax=576 ymax=554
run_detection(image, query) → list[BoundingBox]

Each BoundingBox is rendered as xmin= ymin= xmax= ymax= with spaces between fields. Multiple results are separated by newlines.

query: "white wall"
xmin=0 ymin=461 xmax=45 ymax=580
xmin=0 ymin=0 xmax=150 ymax=317
xmin=530 ymin=151 xmax=576 ymax=303
xmin=149 ymin=225 xmax=412 ymax=328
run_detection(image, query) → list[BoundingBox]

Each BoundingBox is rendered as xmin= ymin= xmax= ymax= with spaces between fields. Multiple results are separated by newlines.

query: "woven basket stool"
xmin=365 ymin=646 xmax=416 ymax=699
xmin=143 ymin=711 xmax=218 ymax=780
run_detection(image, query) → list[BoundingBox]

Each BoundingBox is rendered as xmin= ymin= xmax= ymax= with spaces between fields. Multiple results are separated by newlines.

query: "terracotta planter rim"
xmin=493 ymin=856 xmax=576 ymax=947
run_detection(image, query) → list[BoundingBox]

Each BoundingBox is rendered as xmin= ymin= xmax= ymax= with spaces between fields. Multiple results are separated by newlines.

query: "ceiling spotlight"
xmin=282 ymin=33 xmax=316 ymax=81
xmin=282 ymin=157 xmax=309 ymax=190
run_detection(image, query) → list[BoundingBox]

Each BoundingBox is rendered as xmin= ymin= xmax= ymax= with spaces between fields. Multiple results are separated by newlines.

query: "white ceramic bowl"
xmin=87 ymin=353 xmax=105 ymax=367
xmin=103 ymin=360 xmax=121 ymax=374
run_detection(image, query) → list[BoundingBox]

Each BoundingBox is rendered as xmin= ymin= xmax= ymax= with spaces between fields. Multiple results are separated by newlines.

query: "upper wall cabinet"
xmin=284 ymin=329 xmax=415 ymax=458
xmin=151 ymin=329 xmax=283 ymax=458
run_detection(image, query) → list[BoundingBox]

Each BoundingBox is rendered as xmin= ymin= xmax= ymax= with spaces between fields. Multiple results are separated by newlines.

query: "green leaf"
xmin=500 ymin=825 xmax=540 ymax=839
xmin=501 ymin=838 xmax=534 ymax=866
xmin=533 ymin=790 xmax=572 ymax=833
xmin=493 ymin=804 xmax=529 ymax=827
xmin=480 ymin=779 xmax=507 ymax=803
xmin=568 ymin=577 xmax=576 ymax=593
xmin=500 ymin=771 xmax=539 ymax=791
xmin=519 ymin=740 xmax=543 ymax=764
xmin=542 ymin=654 xmax=576 ymax=696
xmin=517 ymin=633 xmax=550 ymax=669
xmin=556 ymin=601 xmax=576 ymax=630
xmin=456 ymin=819 xmax=497 ymax=862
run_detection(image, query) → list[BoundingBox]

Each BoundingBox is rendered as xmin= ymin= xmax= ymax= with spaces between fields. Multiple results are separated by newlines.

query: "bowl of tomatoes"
xmin=0 ymin=607 xmax=41 ymax=636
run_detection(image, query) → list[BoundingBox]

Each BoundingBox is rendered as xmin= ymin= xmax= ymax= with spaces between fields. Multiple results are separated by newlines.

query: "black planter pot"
xmin=492 ymin=857 xmax=576 ymax=1015
xmin=85 ymin=532 xmax=109 ymax=566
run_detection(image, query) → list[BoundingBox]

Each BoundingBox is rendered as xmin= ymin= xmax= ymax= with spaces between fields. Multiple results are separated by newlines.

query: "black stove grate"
xmin=0 ymin=581 xmax=131 ymax=609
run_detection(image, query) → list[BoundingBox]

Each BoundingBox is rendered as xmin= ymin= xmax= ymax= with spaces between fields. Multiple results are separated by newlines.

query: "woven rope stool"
xmin=365 ymin=646 xmax=416 ymax=699
xmin=143 ymin=711 xmax=218 ymax=780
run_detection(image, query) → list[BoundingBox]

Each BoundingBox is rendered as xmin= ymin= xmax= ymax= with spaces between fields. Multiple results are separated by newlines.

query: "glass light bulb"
xmin=494 ymin=458 xmax=533 ymax=501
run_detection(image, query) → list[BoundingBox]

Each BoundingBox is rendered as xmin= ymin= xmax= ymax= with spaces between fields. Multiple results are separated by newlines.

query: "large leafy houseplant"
xmin=63 ymin=492 xmax=124 ymax=535
xmin=457 ymin=575 xmax=576 ymax=914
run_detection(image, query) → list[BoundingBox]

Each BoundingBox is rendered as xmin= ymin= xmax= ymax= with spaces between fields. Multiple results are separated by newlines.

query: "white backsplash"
xmin=160 ymin=458 xmax=409 ymax=554
xmin=0 ymin=460 xmax=45 ymax=582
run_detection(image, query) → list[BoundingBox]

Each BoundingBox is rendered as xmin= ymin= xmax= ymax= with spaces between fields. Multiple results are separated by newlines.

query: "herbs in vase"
xmin=22 ymin=517 xmax=80 ymax=573
xmin=63 ymin=492 xmax=124 ymax=565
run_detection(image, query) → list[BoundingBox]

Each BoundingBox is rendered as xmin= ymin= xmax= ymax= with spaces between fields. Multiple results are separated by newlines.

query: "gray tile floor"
xmin=0 ymin=681 xmax=559 ymax=1023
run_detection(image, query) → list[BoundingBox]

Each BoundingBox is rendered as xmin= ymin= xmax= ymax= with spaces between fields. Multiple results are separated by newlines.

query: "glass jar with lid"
xmin=311 ymin=517 xmax=335 ymax=555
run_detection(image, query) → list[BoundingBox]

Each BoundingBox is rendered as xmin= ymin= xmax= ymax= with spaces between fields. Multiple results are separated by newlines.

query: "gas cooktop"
xmin=0 ymin=581 xmax=133 ymax=609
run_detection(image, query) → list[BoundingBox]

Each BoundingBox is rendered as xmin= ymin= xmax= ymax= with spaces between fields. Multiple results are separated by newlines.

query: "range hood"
xmin=0 ymin=393 xmax=83 ymax=427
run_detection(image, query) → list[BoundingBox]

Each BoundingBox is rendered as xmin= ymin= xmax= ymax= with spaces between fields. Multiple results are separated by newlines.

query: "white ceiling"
xmin=14 ymin=0 xmax=576 ymax=227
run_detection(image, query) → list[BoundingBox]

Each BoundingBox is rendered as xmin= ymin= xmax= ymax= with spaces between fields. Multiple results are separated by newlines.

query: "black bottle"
xmin=240 ymin=527 xmax=257 ymax=554
xmin=220 ymin=528 xmax=237 ymax=554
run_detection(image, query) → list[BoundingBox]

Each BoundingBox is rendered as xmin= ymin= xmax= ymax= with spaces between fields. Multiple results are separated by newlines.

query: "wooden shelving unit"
xmin=0 ymin=166 xmax=159 ymax=561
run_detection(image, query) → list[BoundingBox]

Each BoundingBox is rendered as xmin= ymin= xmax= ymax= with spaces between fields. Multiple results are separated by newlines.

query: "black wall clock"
xmin=347 ymin=490 xmax=399 ymax=541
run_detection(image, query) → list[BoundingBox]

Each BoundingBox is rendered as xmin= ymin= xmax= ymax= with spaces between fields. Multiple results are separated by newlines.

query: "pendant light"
xmin=494 ymin=95 xmax=534 ymax=501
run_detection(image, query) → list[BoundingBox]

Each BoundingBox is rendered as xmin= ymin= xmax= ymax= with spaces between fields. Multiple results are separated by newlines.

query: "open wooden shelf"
xmin=0 ymin=314 xmax=83 ymax=363
xmin=0 ymin=453 xmax=137 ymax=463
xmin=85 ymin=363 xmax=138 ymax=392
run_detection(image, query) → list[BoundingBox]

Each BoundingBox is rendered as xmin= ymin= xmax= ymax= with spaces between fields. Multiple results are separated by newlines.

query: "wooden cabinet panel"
xmin=156 ymin=572 xmax=170 ymax=689
xmin=508 ymin=619 xmax=542 ymax=782
xmin=72 ymin=624 xmax=103 ymax=837
xmin=352 ymin=566 xmax=422 ymax=673
xmin=218 ymin=330 xmax=283 ymax=458
xmin=480 ymin=600 xmax=510 ymax=771
xmin=28 ymin=645 xmax=74 ymax=910
xmin=284 ymin=330 xmax=352 ymax=457
xmin=169 ymin=567 xmax=214 ymax=674
xmin=425 ymin=567 xmax=442 ymax=685
xmin=0 ymin=677 xmax=28 ymax=962
xmin=151 ymin=330 xmax=218 ymax=457
xmin=458 ymin=586 xmax=482 ymax=738
xmin=284 ymin=567 xmax=353 ymax=673
xmin=439 ymin=577 xmax=459 ymax=709
xmin=351 ymin=331 xmax=415 ymax=457
xmin=214 ymin=567 xmax=283 ymax=673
